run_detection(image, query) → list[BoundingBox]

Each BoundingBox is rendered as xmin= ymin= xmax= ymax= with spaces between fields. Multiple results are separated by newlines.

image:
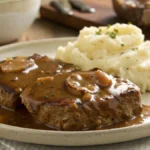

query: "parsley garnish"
xmin=45 ymin=95 xmax=49 ymax=98
xmin=36 ymin=82 xmax=41 ymax=86
xmin=132 ymin=48 xmax=138 ymax=51
xmin=107 ymin=24 xmax=111 ymax=28
xmin=109 ymin=32 xmax=116 ymax=39
xmin=121 ymin=44 xmax=124 ymax=47
xmin=114 ymin=29 xmax=118 ymax=33
xmin=96 ymin=29 xmax=102 ymax=35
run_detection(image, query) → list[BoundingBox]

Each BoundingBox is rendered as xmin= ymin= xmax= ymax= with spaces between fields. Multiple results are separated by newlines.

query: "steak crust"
xmin=0 ymin=87 xmax=19 ymax=110
xmin=21 ymin=69 xmax=142 ymax=131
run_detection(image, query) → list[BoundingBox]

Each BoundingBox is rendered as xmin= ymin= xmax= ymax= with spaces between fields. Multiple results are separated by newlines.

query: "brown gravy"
xmin=0 ymin=54 xmax=78 ymax=94
xmin=0 ymin=105 xmax=149 ymax=131
xmin=99 ymin=105 xmax=150 ymax=130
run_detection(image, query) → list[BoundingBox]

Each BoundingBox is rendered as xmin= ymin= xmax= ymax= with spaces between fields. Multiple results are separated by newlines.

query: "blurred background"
xmin=1 ymin=0 xmax=150 ymax=45
xmin=18 ymin=0 xmax=118 ymax=42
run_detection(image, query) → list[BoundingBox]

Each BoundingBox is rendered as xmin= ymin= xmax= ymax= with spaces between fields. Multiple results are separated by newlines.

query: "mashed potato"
xmin=56 ymin=23 xmax=150 ymax=92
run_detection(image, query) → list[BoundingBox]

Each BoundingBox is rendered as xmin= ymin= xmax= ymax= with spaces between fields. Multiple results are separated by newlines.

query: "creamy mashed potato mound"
xmin=56 ymin=23 xmax=150 ymax=92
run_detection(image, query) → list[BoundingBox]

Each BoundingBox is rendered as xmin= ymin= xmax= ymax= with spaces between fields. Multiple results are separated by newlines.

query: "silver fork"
xmin=51 ymin=0 xmax=73 ymax=15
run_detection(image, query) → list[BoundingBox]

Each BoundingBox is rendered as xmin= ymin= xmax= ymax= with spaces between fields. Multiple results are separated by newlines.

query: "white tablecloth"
xmin=0 ymin=137 xmax=149 ymax=150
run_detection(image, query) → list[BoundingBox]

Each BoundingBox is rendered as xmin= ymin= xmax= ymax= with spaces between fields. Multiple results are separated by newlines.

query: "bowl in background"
xmin=112 ymin=0 xmax=150 ymax=26
xmin=0 ymin=0 xmax=41 ymax=44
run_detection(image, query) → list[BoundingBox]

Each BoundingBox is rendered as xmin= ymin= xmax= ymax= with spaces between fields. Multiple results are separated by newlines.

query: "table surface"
xmin=0 ymin=137 xmax=149 ymax=150
xmin=0 ymin=0 xmax=149 ymax=149
xmin=17 ymin=17 xmax=78 ymax=43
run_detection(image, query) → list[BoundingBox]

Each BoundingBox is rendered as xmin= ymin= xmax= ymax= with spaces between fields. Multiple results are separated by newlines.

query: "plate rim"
xmin=0 ymin=38 xmax=149 ymax=145
xmin=0 ymin=121 xmax=149 ymax=134
xmin=0 ymin=37 xmax=76 ymax=52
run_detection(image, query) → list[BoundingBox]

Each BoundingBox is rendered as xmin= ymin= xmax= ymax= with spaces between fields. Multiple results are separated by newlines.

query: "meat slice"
xmin=21 ymin=69 xmax=142 ymax=131
xmin=0 ymin=54 xmax=78 ymax=110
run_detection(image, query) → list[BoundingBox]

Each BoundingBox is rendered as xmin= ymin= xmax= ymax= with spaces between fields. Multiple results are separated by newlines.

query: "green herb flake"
xmin=132 ymin=48 xmax=138 ymax=51
xmin=45 ymin=95 xmax=49 ymax=99
xmin=126 ymin=68 xmax=129 ymax=70
xmin=109 ymin=32 xmax=116 ymax=39
xmin=36 ymin=82 xmax=41 ymax=86
xmin=107 ymin=24 xmax=111 ymax=28
xmin=128 ymin=22 xmax=132 ymax=25
xmin=121 ymin=44 xmax=124 ymax=47
xmin=96 ymin=29 xmax=102 ymax=35
xmin=114 ymin=29 xmax=118 ymax=33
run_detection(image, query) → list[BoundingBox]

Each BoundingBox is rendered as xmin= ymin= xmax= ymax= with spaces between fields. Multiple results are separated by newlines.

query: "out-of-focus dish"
xmin=0 ymin=0 xmax=41 ymax=44
xmin=112 ymin=0 xmax=150 ymax=26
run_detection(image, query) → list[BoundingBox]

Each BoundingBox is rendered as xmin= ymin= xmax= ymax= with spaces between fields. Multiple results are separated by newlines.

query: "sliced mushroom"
xmin=66 ymin=72 xmax=99 ymax=96
xmin=95 ymin=70 xmax=112 ymax=87
xmin=0 ymin=57 xmax=35 ymax=73
xmin=65 ymin=70 xmax=112 ymax=96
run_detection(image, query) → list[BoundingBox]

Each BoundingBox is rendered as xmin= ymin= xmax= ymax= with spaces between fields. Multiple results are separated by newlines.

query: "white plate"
xmin=0 ymin=38 xmax=149 ymax=146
